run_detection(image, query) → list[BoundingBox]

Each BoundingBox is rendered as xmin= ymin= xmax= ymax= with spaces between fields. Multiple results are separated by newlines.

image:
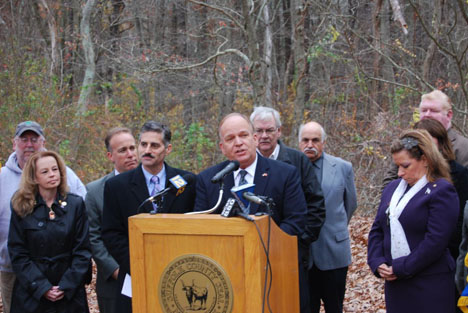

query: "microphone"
xmin=220 ymin=197 xmax=253 ymax=221
xmin=137 ymin=174 xmax=193 ymax=213
xmin=148 ymin=174 xmax=194 ymax=202
xmin=211 ymin=160 xmax=240 ymax=184
xmin=231 ymin=183 xmax=255 ymax=211
xmin=243 ymin=192 xmax=268 ymax=205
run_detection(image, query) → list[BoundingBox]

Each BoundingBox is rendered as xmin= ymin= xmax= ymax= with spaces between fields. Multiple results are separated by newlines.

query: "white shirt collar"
xmin=256 ymin=143 xmax=280 ymax=160
xmin=233 ymin=154 xmax=258 ymax=186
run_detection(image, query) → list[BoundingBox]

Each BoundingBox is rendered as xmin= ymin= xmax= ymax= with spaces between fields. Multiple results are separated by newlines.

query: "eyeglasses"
xmin=254 ymin=128 xmax=278 ymax=135
xmin=16 ymin=137 xmax=42 ymax=144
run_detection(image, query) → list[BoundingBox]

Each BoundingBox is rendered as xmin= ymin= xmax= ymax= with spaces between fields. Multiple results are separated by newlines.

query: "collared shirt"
xmin=114 ymin=169 xmax=120 ymax=176
xmin=256 ymin=143 xmax=280 ymax=160
xmin=142 ymin=164 xmax=166 ymax=196
xmin=312 ymin=154 xmax=324 ymax=183
xmin=233 ymin=155 xmax=258 ymax=186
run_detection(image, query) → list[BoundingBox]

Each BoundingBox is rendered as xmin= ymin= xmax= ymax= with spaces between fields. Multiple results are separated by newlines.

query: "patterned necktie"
xmin=238 ymin=170 xmax=249 ymax=214
xmin=150 ymin=176 xmax=160 ymax=211
xmin=239 ymin=170 xmax=248 ymax=186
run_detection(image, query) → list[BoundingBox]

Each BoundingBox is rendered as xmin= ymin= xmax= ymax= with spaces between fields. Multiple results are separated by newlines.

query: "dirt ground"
xmin=0 ymin=214 xmax=385 ymax=313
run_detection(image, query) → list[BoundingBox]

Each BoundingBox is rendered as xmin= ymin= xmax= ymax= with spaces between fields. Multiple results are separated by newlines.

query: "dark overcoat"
xmin=368 ymin=178 xmax=459 ymax=313
xmin=8 ymin=193 xmax=91 ymax=313
xmin=102 ymin=163 xmax=196 ymax=313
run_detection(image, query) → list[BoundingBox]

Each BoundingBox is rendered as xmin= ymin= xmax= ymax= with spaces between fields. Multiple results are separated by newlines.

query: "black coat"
xmin=276 ymin=141 xmax=325 ymax=244
xmin=102 ymin=163 xmax=196 ymax=313
xmin=8 ymin=193 xmax=91 ymax=313
xmin=448 ymin=160 xmax=468 ymax=260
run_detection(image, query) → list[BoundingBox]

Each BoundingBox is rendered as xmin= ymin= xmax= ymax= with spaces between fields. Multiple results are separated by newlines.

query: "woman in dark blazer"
xmin=8 ymin=151 xmax=91 ymax=313
xmin=368 ymin=129 xmax=459 ymax=313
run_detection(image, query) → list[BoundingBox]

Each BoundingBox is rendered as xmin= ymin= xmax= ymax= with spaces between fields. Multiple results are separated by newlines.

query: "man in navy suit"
xmin=195 ymin=113 xmax=307 ymax=237
xmin=102 ymin=121 xmax=196 ymax=313
xmin=299 ymin=121 xmax=357 ymax=313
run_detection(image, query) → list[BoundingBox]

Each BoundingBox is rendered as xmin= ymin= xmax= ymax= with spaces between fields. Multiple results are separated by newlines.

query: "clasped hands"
xmin=44 ymin=286 xmax=64 ymax=302
xmin=377 ymin=263 xmax=397 ymax=281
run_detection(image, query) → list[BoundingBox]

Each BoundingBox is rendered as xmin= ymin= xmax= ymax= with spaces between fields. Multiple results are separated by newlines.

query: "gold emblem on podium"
xmin=159 ymin=254 xmax=234 ymax=313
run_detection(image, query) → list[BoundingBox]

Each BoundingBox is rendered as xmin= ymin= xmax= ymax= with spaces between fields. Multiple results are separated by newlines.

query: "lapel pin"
xmin=262 ymin=173 xmax=268 ymax=177
xmin=425 ymin=188 xmax=431 ymax=195
xmin=433 ymin=184 xmax=437 ymax=187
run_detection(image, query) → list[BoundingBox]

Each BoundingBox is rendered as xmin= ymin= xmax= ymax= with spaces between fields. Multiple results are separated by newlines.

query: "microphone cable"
xmin=252 ymin=212 xmax=273 ymax=313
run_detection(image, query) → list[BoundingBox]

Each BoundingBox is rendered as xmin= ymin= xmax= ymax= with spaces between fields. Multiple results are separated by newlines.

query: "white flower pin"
xmin=59 ymin=200 xmax=67 ymax=208
xmin=425 ymin=188 xmax=431 ymax=195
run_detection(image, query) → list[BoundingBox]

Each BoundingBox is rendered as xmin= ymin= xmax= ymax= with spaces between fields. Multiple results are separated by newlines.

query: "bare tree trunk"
xmin=291 ymin=0 xmax=307 ymax=124
xmin=263 ymin=1 xmax=273 ymax=106
xmin=77 ymin=0 xmax=97 ymax=114
xmin=38 ymin=0 xmax=59 ymax=76
xmin=422 ymin=0 xmax=443 ymax=83
xmin=371 ymin=0 xmax=384 ymax=114
xmin=241 ymin=0 xmax=263 ymax=104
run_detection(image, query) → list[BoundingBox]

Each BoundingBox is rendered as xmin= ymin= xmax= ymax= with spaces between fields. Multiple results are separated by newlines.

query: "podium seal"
xmin=159 ymin=254 xmax=234 ymax=313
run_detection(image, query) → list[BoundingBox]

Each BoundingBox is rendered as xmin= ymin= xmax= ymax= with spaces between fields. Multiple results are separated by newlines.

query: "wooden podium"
xmin=128 ymin=213 xmax=299 ymax=313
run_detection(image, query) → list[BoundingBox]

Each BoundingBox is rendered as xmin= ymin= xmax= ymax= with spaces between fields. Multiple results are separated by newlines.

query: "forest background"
xmin=1 ymin=0 xmax=468 ymax=213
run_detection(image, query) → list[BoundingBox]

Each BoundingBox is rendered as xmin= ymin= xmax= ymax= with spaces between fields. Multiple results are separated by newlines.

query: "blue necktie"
xmin=239 ymin=170 xmax=248 ymax=186
xmin=238 ymin=170 xmax=249 ymax=213
xmin=150 ymin=176 xmax=160 ymax=211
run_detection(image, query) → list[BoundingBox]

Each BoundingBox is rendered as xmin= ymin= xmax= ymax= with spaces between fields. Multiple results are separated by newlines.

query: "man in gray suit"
xmin=85 ymin=127 xmax=138 ymax=313
xmin=299 ymin=121 xmax=357 ymax=313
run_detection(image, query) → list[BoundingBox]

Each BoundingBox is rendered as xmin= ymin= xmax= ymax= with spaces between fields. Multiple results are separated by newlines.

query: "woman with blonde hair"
xmin=8 ymin=151 xmax=91 ymax=313
xmin=368 ymin=129 xmax=459 ymax=313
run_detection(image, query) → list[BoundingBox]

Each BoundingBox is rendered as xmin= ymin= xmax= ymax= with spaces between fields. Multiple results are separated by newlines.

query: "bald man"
xmin=299 ymin=121 xmax=357 ymax=313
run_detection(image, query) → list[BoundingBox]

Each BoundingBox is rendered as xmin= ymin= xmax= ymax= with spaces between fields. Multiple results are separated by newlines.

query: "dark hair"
xmin=390 ymin=129 xmax=451 ymax=183
xmin=413 ymin=118 xmax=455 ymax=161
xmin=139 ymin=121 xmax=171 ymax=147
xmin=104 ymin=127 xmax=132 ymax=152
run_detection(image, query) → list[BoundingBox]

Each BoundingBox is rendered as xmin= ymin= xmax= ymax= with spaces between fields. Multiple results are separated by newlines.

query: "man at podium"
xmin=102 ymin=121 xmax=196 ymax=313
xmin=194 ymin=113 xmax=307 ymax=237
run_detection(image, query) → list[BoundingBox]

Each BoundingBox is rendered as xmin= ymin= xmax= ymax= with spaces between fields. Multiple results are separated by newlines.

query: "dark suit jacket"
xmin=448 ymin=160 xmax=468 ymax=260
xmin=85 ymin=172 xmax=119 ymax=303
xmin=102 ymin=163 xmax=196 ymax=313
xmin=194 ymin=154 xmax=307 ymax=236
xmin=277 ymin=141 xmax=325 ymax=243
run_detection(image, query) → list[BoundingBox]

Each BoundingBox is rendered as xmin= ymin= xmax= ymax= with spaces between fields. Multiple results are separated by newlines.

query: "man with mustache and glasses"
xmin=102 ymin=121 xmax=196 ymax=313
xmin=0 ymin=121 xmax=86 ymax=313
xmin=250 ymin=106 xmax=325 ymax=313
xmin=299 ymin=121 xmax=357 ymax=313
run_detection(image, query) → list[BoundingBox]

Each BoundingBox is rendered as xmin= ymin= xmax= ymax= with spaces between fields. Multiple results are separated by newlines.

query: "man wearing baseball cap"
xmin=0 ymin=121 xmax=87 ymax=313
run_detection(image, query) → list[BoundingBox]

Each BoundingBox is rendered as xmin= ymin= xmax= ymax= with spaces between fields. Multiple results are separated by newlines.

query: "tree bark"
xmin=77 ymin=0 xmax=97 ymax=114
xmin=38 ymin=0 xmax=59 ymax=77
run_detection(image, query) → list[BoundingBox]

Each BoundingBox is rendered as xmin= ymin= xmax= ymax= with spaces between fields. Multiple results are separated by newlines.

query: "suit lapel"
xmin=321 ymin=153 xmax=336 ymax=198
xmin=252 ymin=155 xmax=270 ymax=213
xmin=130 ymin=165 xmax=152 ymax=213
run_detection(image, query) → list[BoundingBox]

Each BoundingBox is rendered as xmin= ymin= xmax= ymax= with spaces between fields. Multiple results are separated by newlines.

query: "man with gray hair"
xmin=299 ymin=121 xmax=357 ymax=313
xmin=0 ymin=121 xmax=86 ymax=313
xmin=250 ymin=107 xmax=325 ymax=313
